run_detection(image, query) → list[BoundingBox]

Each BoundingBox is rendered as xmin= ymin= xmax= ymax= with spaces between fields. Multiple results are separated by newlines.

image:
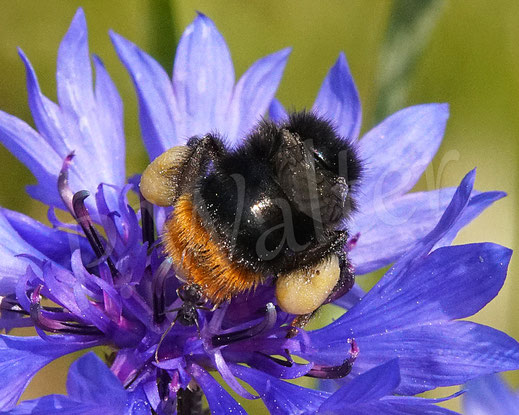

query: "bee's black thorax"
xmin=195 ymin=111 xmax=362 ymax=276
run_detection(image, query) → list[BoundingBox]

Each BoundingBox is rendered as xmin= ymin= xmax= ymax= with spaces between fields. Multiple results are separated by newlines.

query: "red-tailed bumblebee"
xmin=140 ymin=112 xmax=361 ymax=317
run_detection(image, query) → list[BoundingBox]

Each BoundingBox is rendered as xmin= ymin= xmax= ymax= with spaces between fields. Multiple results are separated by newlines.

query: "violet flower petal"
xmin=0 ymin=9 xmax=125 ymax=211
xmin=357 ymin=103 xmax=448 ymax=210
xmin=187 ymin=363 xmax=247 ymax=415
xmin=318 ymin=359 xmax=400 ymax=411
xmin=350 ymin=187 xmax=505 ymax=274
xmin=355 ymin=321 xmax=519 ymax=395
xmin=0 ymin=208 xmax=91 ymax=270
xmin=318 ymin=360 xmax=461 ymax=414
xmin=312 ymin=53 xmax=362 ymax=141
xmin=0 ymin=335 xmax=87 ymax=410
xmin=231 ymin=363 xmax=329 ymax=415
xmin=269 ymin=98 xmax=288 ymax=123
xmin=171 ymin=13 xmax=234 ymax=143
xmin=110 ymin=31 xmax=178 ymax=160
xmin=66 ymin=352 xmax=127 ymax=408
xmin=226 ymin=48 xmax=291 ymax=146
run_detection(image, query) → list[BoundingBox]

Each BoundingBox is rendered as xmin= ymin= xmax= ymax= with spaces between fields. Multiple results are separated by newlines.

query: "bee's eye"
xmin=311 ymin=148 xmax=334 ymax=171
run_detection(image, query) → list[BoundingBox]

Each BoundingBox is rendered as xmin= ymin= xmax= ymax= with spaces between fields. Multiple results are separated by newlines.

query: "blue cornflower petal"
xmin=2 ymin=395 xmax=100 ymax=414
xmin=0 ymin=109 xmax=63 ymax=207
xmin=112 ymin=14 xmax=288 ymax=159
xmin=172 ymin=13 xmax=235 ymax=142
xmin=312 ymin=52 xmax=362 ymax=141
xmin=269 ymin=98 xmax=288 ymax=123
xmin=0 ymin=209 xmax=83 ymax=295
xmin=226 ymin=48 xmax=291 ymax=146
xmin=0 ymin=336 xmax=87 ymax=410
xmin=318 ymin=360 xmax=461 ymax=414
xmin=109 ymin=32 xmax=178 ymax=160
xmin=0 ymin=208 xmax=91 ymax=270
xmin=232 ymin=364 xmax=329 ymax=415
xmin=350 ymin=187 xmax=505 ymax=274
xmin=464 ymin=374 xmax=519 ymax=414
xmin=56 ymin=9 xmax=94 ymax=121
xmin=66 ymin=352 xmax=128 ymax=409
xmin=187 ymin=363 xmax=247 ymax=415
xmin=356 ymin=321 xmax=519 ymax=395
xmin=4 ymin=353 xmax=151 ymax=415
xmin=357 ymin=103 xmax=448 ymax=210
xmin=0 ymin=9 xmax=125 ymax=211
xmin=231 ymin=363 xmax=328 ymax=415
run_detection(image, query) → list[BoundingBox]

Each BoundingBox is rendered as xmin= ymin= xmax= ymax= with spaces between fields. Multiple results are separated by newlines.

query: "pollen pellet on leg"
xmin=140 ymin=145 xmax=191 ymax=206
xmin=275 ymin=255 xmax=340 ymax=315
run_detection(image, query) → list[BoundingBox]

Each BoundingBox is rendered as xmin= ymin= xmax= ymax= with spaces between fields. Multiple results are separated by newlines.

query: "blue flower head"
xmin=0 ymin=8 xmax=516 ymax=415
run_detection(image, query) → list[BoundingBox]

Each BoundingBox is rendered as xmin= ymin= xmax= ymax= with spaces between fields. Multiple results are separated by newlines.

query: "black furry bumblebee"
xmin=140 ymin=112 xmax=361 ymax=318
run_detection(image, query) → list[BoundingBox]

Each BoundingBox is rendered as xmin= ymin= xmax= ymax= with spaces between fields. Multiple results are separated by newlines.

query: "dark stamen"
xmin=29 ymin=286 xmax=102 ymax=335
xmin=153 ymin=260 xmax=173 ymax=324
xmin=177 ymin=386 xmax=204 ymax=415
xmin=140 ymin=194 xmax=155 ymax=247
xmin=0 ymin=296 xmax=27 ymax=315
xmin=57 ymin=152 xmax=76 ymax=214
xmin=211 ymin=303 xmax=276 ymax=347
xmin=306 ymin=338 xmax=359 ymax=379
xmin=72 ymin=191 xmax=120 ymax=280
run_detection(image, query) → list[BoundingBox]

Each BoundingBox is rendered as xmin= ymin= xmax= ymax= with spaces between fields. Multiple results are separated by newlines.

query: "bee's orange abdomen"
xmin=163 ymin=194 xmax=264 ymax=304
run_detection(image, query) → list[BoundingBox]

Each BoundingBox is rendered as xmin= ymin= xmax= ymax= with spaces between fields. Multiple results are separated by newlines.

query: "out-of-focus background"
xmin=0 ymin=1 xmax=517 ymax=412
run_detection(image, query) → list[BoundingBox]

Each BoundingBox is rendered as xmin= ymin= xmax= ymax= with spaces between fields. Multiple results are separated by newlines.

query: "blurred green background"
xmin=0 ymin=1 xmax=517 ymax=413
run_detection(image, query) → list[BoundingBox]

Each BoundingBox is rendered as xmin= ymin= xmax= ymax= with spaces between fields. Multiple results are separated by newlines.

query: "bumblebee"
xmin=140 ymin=112 xmax=361 ymax=316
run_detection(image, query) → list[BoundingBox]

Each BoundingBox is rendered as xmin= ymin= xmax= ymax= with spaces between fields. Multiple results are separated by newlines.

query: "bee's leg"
xmin=322 ymin=254 xmax=355 ymax=305
xmin=286 ymin=311 xmax=316 ymax=338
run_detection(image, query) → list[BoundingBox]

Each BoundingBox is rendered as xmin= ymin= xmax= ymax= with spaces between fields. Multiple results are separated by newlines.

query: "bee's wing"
xmin=273 ymin=129 xmax=348 ymax=228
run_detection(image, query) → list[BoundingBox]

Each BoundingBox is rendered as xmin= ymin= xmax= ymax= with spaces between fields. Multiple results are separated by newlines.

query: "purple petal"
xmin=308 ymin=242 xmax=512 ymax=361
xmin=357 ymin=103 xmax=448 ymax=209
xmin=0 ymin=10 xmax=125 ymax=210
xmin=66 ymin=352 xmax=127 ymax=406
xmin=4 ymin=395 xmax=100 ymax=414
xmin=433 ymin=190 xmax=506 ymax=248
xmin=0 ymin=111 xmax=63 ymax=206
xmin=172 ymin=13 xmax=234 ymax=142
xmin=231 ymin=364 xmax=328 ymax=415
xmin=187 ymin=363 xmax=247 ymax=415
xmin=56 ymin=9 xmax=94 ymax=118
xmin=211 ymin=351 xmax=257 ymax=399
xmin=0 ymin=335 xmax=86 ymax=410
xmin=350 ymin=243 xmax=511 ymax=336
xmin=318 ymin=359 xmax=400 ymax=413
xmin=0 ymin=210 xmax=72 ymax=295
xmin=0 ymin=208 xmax=90 ymax=270
xmin=390 ymin=169 xmax=475 ymax=276
xmin=226 ymin=48 xmax=291 ymax=145
xmin=269 ymin=99 xmax=288 ymax=123
xmin=355 ymin=322 xmax=519 ymax=395
xmin=110 ymin=31 xmax=178 ymax=159
xmin=18 ymin=49 xmax=67 ymax=155
xmin=464 ymin=374 xmax=519 ymax=414
xmin=350 ymin=187 xmax=505 ymax=275
xmin=92 ymin=56 xmax=125 ymax=184
xmin=312 ymin=53 xmax=362 ymax=141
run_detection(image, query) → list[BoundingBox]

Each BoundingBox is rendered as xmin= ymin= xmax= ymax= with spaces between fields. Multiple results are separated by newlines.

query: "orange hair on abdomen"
xmin=162 ymin=194 xmax=264 ymax=304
